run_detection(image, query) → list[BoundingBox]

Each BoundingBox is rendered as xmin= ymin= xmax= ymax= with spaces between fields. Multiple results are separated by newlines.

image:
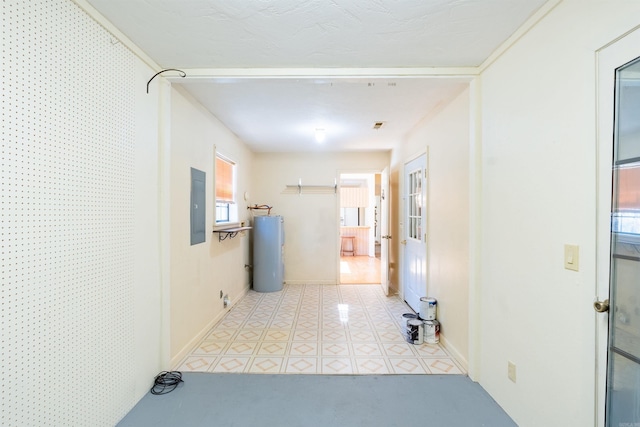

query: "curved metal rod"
xmin=247 ymin=204 xmax=273 ymax=215
xmin=147 ymin=68 xmax=186 ymax=93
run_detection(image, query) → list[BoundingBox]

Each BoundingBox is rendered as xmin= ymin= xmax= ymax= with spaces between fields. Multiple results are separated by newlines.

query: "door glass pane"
xmin=607 ymin=352 xmax=640 ymax=426
xmin=607 ymin=55 xmax=640 ymax=426
xmin=610 ymin=236 xmax=640 ymax=357
xmin=615 ymin=61 xmax=640 ymax=162
xmin=408 ymin=169 xmax=422 ymax=241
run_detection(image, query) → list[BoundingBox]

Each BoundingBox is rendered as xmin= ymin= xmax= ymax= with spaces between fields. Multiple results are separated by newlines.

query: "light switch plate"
xmin=564 ymin=244 xmax=579 ymax=271
xmin=508 ymin=361 xmax=516 ymax=383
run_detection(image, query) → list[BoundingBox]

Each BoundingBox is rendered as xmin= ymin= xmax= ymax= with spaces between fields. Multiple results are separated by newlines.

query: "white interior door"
xmin=403 ymin=154 xmax=427 ymax=312
xmin=596 ymin=27 xmax=640 ymax=427
xmin=380 ymin=167 xmax=390 ymax=295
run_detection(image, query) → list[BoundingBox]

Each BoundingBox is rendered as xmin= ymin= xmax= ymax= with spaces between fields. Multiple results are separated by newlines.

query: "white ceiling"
xmin=85 ymin=0 xmax=548 ymax=152
xmin=177 ymin=77 xmax=469 ymax=152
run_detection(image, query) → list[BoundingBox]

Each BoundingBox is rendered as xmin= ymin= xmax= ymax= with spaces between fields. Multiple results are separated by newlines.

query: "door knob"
xmin=401 ymin=240 xmax=407 ymax=245
xmin=594 ymin=299 xmax=609 ymax=313
xmin=382 ymin=235 xmax=392 ymax=239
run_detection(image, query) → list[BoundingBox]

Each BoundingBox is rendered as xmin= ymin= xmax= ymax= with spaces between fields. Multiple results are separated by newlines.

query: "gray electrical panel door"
xmin=190 ymin=168 xmax=206 ymax=245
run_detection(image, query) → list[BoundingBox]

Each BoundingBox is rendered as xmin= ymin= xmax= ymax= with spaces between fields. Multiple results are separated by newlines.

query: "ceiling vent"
xmin=373 ymin=122 xmax=385 ymax=130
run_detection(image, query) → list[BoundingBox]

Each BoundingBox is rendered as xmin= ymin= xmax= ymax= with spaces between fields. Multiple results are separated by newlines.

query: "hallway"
xmin=177 ymin=284 xmax=464 ymax=375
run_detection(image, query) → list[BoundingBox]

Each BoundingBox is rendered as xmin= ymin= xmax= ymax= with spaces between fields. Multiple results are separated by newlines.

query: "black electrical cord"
xmin=150 ymin=371 xmax=184 ymax=395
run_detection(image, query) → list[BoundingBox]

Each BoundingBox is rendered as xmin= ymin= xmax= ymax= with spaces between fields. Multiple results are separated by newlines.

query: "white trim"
xmin=596 ymin=23 xmax=640 ymax=53
xmin=71 ymin=0 xmax=161 ymax=73
xmin=158 ymin=77 xmax=172 ymax=369
xmin=170 ymin=285 xmax=250 ymax=369
xmin=439 ymin=332 xmax=469 ymax=373
xmin=171 ymin=68 xmax=479 ymax=80
xmin=478 ymin=0 xmax=563 ymax=73
xmin=215 ymin=151 xmax=237 ymax=166
xmin=467 ymin=77 xmax=482 ymax=382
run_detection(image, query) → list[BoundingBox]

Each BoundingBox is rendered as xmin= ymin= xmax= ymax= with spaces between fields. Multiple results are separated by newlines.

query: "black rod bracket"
xmin=147 ymin=69 xmax=186 ymax=93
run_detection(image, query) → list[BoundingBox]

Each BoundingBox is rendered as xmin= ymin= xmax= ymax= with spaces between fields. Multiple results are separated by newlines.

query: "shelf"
xmin=213 ymin=226 xmax=252 ymax=241
xmin=283 ymin=179 xmax=337 ymax=195
xmin=283 ymin=185 xmax=336 ymax=195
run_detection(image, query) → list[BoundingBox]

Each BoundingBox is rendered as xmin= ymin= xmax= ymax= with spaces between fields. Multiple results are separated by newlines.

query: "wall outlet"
xmin=508 ymin=361 xmax=517 ymax=383
xmin=223 ymin=294 xmax=230 ymax=308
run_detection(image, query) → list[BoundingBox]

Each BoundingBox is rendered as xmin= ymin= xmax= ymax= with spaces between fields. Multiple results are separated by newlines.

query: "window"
xmin=215 ymin=153 xmax=237 ymax=226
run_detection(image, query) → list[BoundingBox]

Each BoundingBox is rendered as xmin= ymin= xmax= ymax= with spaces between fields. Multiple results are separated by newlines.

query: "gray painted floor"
xmin=118 ymin=373 xmax=517 ymax=427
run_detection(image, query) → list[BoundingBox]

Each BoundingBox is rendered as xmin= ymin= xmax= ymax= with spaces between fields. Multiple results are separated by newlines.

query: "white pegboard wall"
xmin=2 ymin=1 xmax=137 ymax=426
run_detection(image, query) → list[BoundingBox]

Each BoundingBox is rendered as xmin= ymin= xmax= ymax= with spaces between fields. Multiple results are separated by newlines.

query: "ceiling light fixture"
xmin=315 ymin=128 xmax=325 ymax=143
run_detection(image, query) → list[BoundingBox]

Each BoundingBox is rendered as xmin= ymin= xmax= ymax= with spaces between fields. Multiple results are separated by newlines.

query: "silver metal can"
xmin=419 ymin=297 xmax=437 ymax=320
xmin=423 ymin=319 xmax=440 ymax=344
xmin=406 ymin=319 xmax=424 ymax=345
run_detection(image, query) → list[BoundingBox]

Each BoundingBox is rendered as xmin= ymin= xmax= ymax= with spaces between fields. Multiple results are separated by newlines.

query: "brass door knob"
xmin=594 ymin=299 xmax=609 ymax=313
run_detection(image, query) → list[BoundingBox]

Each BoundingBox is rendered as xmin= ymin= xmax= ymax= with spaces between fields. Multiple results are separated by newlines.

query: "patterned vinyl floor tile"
xmin=176 ymin=284 xmax=466 ymax=376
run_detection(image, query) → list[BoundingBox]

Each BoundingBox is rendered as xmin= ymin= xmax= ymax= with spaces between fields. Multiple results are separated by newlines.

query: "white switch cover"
xmin=564 ymin=244 xmax=579 ymax=271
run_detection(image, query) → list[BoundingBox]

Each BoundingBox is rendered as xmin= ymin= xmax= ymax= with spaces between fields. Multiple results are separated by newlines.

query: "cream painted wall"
xmin=390 ymin=87 xmax=471 ymax=368
xmin=477 ymin=1 xmax=640 ymax=426
xmin=169 ymin=86 xmax=253 ymax=362
xmin=252 ymin=152 xmax=390 ymax=284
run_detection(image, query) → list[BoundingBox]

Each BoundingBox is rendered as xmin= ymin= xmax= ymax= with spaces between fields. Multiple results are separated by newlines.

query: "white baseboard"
xmin=284 ymin=280 xmax=336 ymax=285
xmin=439 ymin=333 xmax=469 ymax=373
xmin=170 ymin=285 xmax=250 ymax=369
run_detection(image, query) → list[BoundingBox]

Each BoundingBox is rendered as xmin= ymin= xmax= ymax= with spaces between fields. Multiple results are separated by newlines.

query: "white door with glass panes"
xmin=403 ymin=154 xmax=427 ymax=312
xmin=596 ymin=27 xmax=640 ymax=427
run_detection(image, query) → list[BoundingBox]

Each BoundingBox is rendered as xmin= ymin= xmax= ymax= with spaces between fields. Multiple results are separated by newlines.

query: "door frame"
xmin=595 ymin=25 xmax=640 ymax=427
xmin=336 ymin=168 xmax=390 ymax=291
xmin=380 ymin=166 xmax=390 ymax=294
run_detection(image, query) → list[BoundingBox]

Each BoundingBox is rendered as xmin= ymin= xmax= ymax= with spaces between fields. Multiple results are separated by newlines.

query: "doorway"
xmin=339 ymin=173 xmax=381 ymax=284
xmin=596 ymin=29 xmax=640 ymax=427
